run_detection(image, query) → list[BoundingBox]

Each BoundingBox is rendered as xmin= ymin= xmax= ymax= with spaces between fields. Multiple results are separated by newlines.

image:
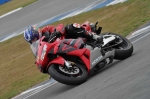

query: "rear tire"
xmin=48 ymin=63 xmax=88 ymax=85
xmin=103 ymin=32 xmax=133 ymax=60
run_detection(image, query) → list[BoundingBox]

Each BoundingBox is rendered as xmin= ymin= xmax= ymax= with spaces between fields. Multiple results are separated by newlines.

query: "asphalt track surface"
xmin=5 ymin=0 xmax=150 ymax=99
xmin=0 ymin=0 xmax=100 ymax=39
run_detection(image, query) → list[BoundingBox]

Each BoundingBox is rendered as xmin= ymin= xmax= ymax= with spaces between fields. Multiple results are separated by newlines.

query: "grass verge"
xmin=0 ymin=0 xmax=150 ymax=98
xmin=0 ymin=0 xmax=38 ymax=16
xmin=51 ymin=0 xmax=150 ymax=37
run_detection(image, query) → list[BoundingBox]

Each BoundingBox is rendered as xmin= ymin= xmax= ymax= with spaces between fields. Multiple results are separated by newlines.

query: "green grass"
xmin=0 ymin=35 xmax=49 ymax=99
xmin=50 ymin=0 xmax=150 ymax=37
xmin=0 ymin=0 xmax=38 ymax=16
xmin=0 ymin=0 xmax=150 ymax=98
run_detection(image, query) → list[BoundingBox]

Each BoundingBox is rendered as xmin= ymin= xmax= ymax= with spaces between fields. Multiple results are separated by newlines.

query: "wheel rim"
xmin=54 ymin=64 xmax=85 ymax=77
xmin=59 ymin=66 xmax=80 ymax=74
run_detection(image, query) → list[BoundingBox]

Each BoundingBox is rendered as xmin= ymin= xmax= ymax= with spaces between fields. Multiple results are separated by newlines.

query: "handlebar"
xmin=95 ymin=21 xmax=98 ymax=26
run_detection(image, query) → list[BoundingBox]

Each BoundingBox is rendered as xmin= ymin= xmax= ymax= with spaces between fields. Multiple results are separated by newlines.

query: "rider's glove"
xmin=49 ymin=31 xmax=62 ymax=42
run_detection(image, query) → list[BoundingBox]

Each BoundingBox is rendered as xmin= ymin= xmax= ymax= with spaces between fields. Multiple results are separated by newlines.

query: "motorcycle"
xmin=31 ymin=22 xmax=133 ymax=85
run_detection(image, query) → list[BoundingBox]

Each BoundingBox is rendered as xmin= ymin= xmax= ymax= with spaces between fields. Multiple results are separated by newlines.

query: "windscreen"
xmin=30 ymin=40 xmax=39 ymax=57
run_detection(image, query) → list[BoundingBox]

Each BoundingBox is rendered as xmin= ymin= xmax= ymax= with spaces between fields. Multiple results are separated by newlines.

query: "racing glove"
xmin=49 ymin=31 xmax=62 ymax=42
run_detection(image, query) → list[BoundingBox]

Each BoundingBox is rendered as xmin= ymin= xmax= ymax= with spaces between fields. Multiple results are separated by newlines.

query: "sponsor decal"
xmin=92 ymin=56 xmax=103 ymax=65
xmin=41 ymin=44 xmax=47 ymax=60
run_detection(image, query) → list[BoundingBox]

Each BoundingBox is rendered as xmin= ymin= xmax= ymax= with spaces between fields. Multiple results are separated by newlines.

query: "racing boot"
xmin=86 ymin=31 xmax=103 ymax=44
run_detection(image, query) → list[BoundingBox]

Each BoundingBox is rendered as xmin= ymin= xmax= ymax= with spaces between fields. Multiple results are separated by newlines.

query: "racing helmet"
xmin=24 ymin=26 xmax=39 ymax=44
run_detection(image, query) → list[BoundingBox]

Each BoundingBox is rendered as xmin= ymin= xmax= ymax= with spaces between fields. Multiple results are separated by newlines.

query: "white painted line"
xmin=21 ymin=82 xmax=53 ymax=95
xmin=59 ymin=0 xmax=104 ymax=20
xmin=0 ymin=7 xmax=22 ymax=19
xmin=0 ymin=30 xmax=24 ymax=42
xmin=131 ymin=31 xmax=150 ymax=44
xmin=106 ymin=0 xmax=127 ymax=6
xmin=23 ymin=81 xmax=58 ymax=99
xmin=12 ymin=79 xmax=58 ymax=99
xmin=128 ymin=25 xmax=150 ymax=39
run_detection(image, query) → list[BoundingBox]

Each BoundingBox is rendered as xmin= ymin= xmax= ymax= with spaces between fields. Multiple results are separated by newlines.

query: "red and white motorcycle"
xmin=31 ymin=22 xmax=133 ymax=85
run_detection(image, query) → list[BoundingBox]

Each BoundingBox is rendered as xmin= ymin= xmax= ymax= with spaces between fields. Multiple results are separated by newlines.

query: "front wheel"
xmin=48 ymin=63 xmax=88 ymax=85
xmin=104 ymin=32 xmax=133 ymax=60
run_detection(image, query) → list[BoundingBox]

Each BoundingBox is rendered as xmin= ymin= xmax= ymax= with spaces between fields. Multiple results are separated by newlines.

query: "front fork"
xmin=47 ymin=56 xmax=76 ymax=70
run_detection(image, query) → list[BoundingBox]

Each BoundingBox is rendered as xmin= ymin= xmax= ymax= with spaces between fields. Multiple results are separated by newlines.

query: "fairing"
xmin=32 ymin=37 xmax=91 ymax=73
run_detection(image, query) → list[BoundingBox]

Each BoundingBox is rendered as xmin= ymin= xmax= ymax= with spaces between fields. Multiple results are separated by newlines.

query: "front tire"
xmin=48 ymin=63 xmax=88 ymax=85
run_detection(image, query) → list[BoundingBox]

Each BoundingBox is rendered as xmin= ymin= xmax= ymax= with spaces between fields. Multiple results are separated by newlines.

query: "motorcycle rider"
xmin=24 ymin=22 xmax=103 ymax=44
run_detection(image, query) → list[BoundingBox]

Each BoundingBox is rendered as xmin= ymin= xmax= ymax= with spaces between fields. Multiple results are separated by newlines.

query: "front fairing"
xmin=31 ymin=38 xmax=91 ymax=73
xmin=30 ymin=38 xmax=58 ymax=73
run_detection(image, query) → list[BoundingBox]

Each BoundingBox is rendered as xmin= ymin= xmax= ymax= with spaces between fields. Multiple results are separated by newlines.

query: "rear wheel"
xmin=48 ymin=63 xmax=88 ymax=85
xmin=103 ymin=32 xmax=133 ymax=60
